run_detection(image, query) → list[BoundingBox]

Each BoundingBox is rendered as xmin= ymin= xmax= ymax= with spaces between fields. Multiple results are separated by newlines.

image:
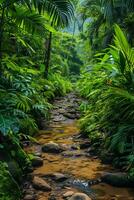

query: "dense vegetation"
xmin=78 ymin=25 xmax=134 ymax=174
xmin=0 ymin=0 xmax=134 ymax=199
xmin=76 ymin=0 xmax=134 ymax=175
xmin=0 ymin=0 xmax=74 ymax=199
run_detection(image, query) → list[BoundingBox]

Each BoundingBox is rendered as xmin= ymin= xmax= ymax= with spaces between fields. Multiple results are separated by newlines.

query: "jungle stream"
xmin=22 ymin=93 xmax=134 ymax=200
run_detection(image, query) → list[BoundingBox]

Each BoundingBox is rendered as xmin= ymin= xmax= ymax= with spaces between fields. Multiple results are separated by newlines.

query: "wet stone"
xmin=63 ymin=113 xmax=76 ymax=119
xmin=51 ymin=172 xmax=68 ymax=182
xmin=32 ymin=176 xmax=51 ymax=191
xmin=69 ymin=193 xmax=92 ymax=200
xmin=31 ymin=157 xmax=43 ymax=167
xmin=23 ymin=195 xmax=36 ymax=200
xmin=58 ymin=109 xmax=66 ymax=114
xmin=63 ymin=191 xmax=74 ymax=198
xmin=70 ymin=144 xmax=79 ymax=150
xmin=48 ymin=194 xmax=57 ymax=200
xmin=42 ymin=142 xmax=64 ymax=153
xmin=53 ymin=115 xmax=66 ymax=122
xmin=61 ymin=150 xmax=86 ymax=157
xmin=34 ymin=152 xmax=42 ymax=157
xmin=67 ymin=110 xmax=77 ymax=114
xmin=22 ymin=93 xmax=134 ymax=200
xmin=101 ymin=172 xmax=134 ymax=187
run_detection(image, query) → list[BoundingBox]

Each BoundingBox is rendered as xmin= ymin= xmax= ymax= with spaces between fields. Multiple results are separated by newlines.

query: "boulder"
xmin=42 ymin=142 xmax=64 ymax=153
xmin=63 ymin=191 xmax=74 ymax=198
xmin=51 ymin=172 xmax=68 ymax=182
xmin=69 ymin=193 xmax=92 ymax=200
xmin=63 ymin=113 xmax=76 ymax=119
xmin=101 ymin=172 xmax=134 ymax=187
xmin=31 ymin=156 xmax=43 ymax=167
xmin=32 ymin=176 xmax=51 ymax=191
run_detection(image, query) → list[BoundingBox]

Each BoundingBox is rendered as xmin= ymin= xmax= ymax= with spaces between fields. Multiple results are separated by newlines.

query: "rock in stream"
xmin=42 ymin=142 xmax=64 ymax=153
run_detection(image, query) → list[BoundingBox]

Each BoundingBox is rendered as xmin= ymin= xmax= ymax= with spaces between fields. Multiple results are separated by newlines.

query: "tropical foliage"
xmin=50 ymin=32 xmax=83 ymax=76
xmin=1 ymin=0 xmax=134 ymax=198
xmin=0 ymin=1 xmax=74 ymax=198
xmin=76 ymin=0 xmax=134 ymax=52
xmin=77 ymin=25 xmax=134 ymax=173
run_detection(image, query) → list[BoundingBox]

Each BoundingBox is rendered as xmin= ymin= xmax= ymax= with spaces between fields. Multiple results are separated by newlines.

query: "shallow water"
xmin=25 ymin=120 xmax=134 ymax=200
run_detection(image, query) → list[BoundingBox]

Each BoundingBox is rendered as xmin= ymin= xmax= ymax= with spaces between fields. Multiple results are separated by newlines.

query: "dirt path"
xmin=22 ymin=93 xmax=134 ymax=200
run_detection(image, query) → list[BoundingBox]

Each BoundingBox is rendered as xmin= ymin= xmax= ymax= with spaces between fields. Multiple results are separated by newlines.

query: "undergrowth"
xmin=77 ymin=25 xmax=134 ymax=175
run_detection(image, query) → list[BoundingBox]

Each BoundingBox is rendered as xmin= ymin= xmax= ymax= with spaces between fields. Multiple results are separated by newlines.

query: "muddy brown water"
xmin=25 ymin=120 xmax=134 ymax=200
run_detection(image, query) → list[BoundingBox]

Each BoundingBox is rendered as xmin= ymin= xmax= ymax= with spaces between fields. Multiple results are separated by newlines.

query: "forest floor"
xmin=23 ymin=93 xmax=134 ymax=200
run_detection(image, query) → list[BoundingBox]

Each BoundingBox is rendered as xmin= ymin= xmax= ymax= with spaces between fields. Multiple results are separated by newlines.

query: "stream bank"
xmin=23 ymin=93 xmax=134 ymax=200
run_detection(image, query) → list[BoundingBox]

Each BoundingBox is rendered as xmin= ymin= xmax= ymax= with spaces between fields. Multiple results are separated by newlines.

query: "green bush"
xmin=77 ymin=25 xmax=134 ymax=172
xmin=49 ymin=73 xmax=72 ymax=96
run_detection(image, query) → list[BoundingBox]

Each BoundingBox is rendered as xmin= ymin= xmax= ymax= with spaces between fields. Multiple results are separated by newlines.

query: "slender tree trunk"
xmin=44 ymin=32 xmax=52 ymax=78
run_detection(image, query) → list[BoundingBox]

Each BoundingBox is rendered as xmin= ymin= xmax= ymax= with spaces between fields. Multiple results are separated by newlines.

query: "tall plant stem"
xmin=44 ymin=31 xmax=52 ymax=78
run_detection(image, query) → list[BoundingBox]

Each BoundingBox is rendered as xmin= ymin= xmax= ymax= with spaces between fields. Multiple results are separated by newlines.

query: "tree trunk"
xmin=44 ymin=32 xmax=52 ymax=78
